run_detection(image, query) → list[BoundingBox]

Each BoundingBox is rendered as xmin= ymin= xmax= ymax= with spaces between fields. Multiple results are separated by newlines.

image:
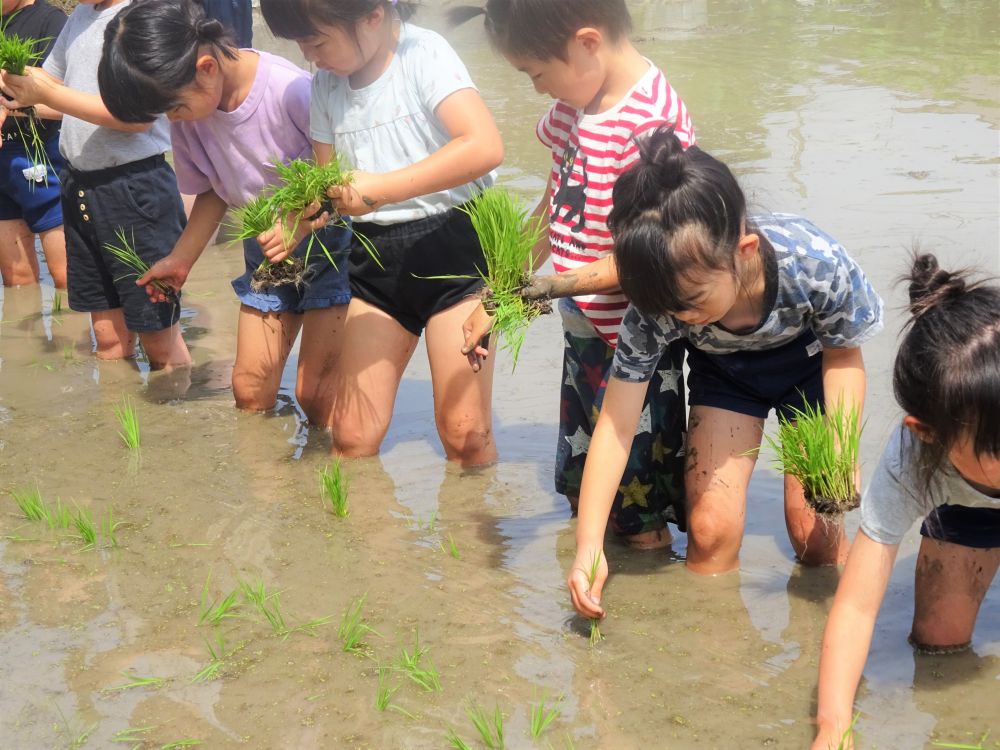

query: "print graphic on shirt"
xmin=552 ymin=145 xmax=588 ymax=233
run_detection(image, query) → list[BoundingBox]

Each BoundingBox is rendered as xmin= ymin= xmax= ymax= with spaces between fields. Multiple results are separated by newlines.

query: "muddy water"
xmin=1 ymin=1 xmax=998 ymax=748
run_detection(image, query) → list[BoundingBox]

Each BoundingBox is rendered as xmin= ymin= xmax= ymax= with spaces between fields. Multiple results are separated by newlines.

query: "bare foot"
xmin=624 ymin=527 xmax=673 ymax=550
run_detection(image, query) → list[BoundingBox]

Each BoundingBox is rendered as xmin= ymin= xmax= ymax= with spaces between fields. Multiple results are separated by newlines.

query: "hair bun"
xmin=195 ymin=16 xmax=225 ymax=40
xmin=907 ymin=252 xmax=967 ymax=317
xmin=637 ymin=127 xmax=687 ymax=192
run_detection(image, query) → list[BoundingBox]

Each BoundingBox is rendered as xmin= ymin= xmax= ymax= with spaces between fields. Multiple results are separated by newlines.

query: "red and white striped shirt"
xmin=536 ymin=63 xmax=695 ymax=347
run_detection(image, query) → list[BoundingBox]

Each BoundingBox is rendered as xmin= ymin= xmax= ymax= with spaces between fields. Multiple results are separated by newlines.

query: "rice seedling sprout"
xmin=191 ymin=635 xmax=227 ymax=683
xmin=105 ymin=507 xmax=123 ymax=548
xmin=529 ymin=693 xmax=563 ymax=738
xmin=933 ymin=732 xmax=994 ymax=749
xmin=51 ymin=292 xmax=63 ymax=314
xmin=198 ymin=573 xmax=242 ymax=626
xmin=319 ymin=460 xmax=349 ymax=517
xmin=465 ymin=699 xmax=504 ymax=749
xmin=239 ymin=577 xmax=287 ymax=635
xmin=160 ymin=741 xmax=203 ymax=749
xmin=73 ymin=505 xmax=97 ymax=550
xmin=762 ymin=399 xmax=862 ymax=515
xmin=440 ymin=533 xmax=460 ymax=559
xmin=103 ymin=227 xmax=176 ymax=300
xmin=586 ymin=550 xmax=604 ymax=646
xmin=46 ymin=499 xmax=73 ymax=530
xmin=105 ymin=671 xmax=165 ymax=692
xmin=446 ymin=730 xmax=473 ymax=750
xmin=395 ymin=631 xmax=441 ymax=692
xmin=12 ymin=486 xmax=46 ymax=521
xmin=111 ymin=725 xmax=157 ymax=744
xmin=338 ymin=592 xmax=379 ymax=654
xmin=115 ymin=396 xmax=141 ymax=451
xmin=375 ymin=664 xmax=399 ymax=711
xmin=458 ymin=187 xmax=549 ymax=366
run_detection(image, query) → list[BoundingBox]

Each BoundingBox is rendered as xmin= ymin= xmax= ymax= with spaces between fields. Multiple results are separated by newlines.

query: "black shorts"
xmin=686 ymin=331 xmax=824 ymax=420
xmin=349 ymin=208 xmax=486 ymax=336
xmin=62 ymin=155 xmax=186 ymax=332
xmin=920 ymin=504 xmax=1000 ymax=549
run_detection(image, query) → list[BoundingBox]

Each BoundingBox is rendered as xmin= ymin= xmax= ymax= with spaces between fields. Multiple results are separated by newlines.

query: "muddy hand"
xmin=519 ymin=273 xmax=556 ymax=301
xmin=137 ymin=256 xmax=188 ymax=304
xmin=461 ymin=302 xmax=494 ymax=372
xmin=567 ymin=552 xmax=607 ymax=620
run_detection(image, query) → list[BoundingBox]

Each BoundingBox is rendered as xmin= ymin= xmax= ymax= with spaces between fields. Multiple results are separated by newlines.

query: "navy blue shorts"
xmin=920 ymin=504 xmax=1000 ymax=549
xmin=61 ymin=155 xmax=186 ymax=332
xmin=200 ymin=0 xmax=252 ymax=47
xmin=0 ymin=136 xmax=64 ymax=232
xmin=349 ymin=208 xmax=485 ymax=336
xmin=232 ymin=224 xmax=352 ymax=314
xmin=686 ymin=331 xmax=824 ymax=420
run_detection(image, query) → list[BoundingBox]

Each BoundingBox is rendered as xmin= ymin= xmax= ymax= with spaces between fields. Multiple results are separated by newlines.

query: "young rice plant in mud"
xmin=239 ymin=577 xmax=287 ymax=635
xmin=105 ymin=671 xmax=165 ymax=692
xmin=104 ymin=227 xmax=176 ymax=301
xmin=0 ymin=25 xmax=53 ymax=182
xmin=465 ymin=699 xmax=505 ymax=750
xmin=586 ymin=550 xmax=604 ymax=646
xmin=529 ymin=693 xmax=564 ymax=739
xmin=319 ymin=460 xmax=349 ymax=518
xmin=395 ymin=631 xmax=441 ymax=692
xmin=374 ymin=663 xmax=413 ymax=717
xmin=445 ymin=730 xmax=473 ymax=750
xmin=115 ymin=395 xmax=141 ymax=451
xmin=933 ymin=732 xmax=997 ymax=749
xmin=198 ymin=573 xmax=242 ymax=626
xmin=460 ymin=187 xmax=549 ymax=366
xmin=73 ymin=505 xmax=97 ymax=549
xmin=338 ymin=592 xmax=378 ymax=654
xmin=12 ymin=486 xmax=46 ymax=522
xmin=191 ymin=634 xmax=227 ymax=683
xmin=762 ymin=400 xmax=862 ymax=515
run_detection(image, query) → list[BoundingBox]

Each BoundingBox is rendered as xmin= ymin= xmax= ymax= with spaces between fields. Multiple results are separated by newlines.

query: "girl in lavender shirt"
xmin=97 ymin=0 xmax=352 ymax=425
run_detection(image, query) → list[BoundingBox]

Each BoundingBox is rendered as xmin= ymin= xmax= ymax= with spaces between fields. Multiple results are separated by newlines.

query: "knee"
xmin=0 ymin=259 xmax=37 ymax=286
xmin=910 ymin=617 xmax=973 ymax=651
xmin=436 ymin=416 xmax=496 ymax=466
xmin=232 ymin=368 xmax=276 ymax=413
xmin=686 ymin=499 xmax=743 ymax=562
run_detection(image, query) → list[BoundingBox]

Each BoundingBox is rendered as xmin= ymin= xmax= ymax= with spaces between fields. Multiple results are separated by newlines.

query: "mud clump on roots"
xmin=250 ymin=257 xmax=307 ymax=293
xmin=807 ymin=491 xmax=860 ymax=516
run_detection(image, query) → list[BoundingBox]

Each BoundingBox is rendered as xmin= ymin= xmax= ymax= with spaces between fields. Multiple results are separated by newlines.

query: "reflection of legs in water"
xmin=910 ymin=536 xmax=999 ymax=652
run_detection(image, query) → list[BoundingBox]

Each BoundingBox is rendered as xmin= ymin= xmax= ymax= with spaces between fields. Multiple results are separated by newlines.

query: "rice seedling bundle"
xmin=103 ymin=227 xmax=176 ymax=301
xmin=12 ymin=486 xmax=46 ymax=522
xmin=459 ymin=187 xmax=549 ymax=366
xmin=0 ymin=26 xmax=52 ymax=183
xmin=395 ymin=632 xmax=441 ymax=692
xmin=319 ymin=460 xmax=349 ymax=518
xmin=586 ymin=550 xmax=604 ymax=646
xmin=338 ymin=592 xmax=378 ymax=654
xmin=529 ymin=693 xmax=563 ymax=738
xmin=73 ymin=505 xmax=96 ymax=549
xmin=465 ymin=699 xmax=505 ymax=750
xmin=762 ymin=400 xmax=862 ymax=515
xmin=114 ymin=395 xmax=141 ymax=451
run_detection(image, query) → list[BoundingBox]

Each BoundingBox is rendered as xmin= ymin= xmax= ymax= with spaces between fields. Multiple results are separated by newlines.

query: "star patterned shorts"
xmin=555 ymin=320 xmax=688 ymax=535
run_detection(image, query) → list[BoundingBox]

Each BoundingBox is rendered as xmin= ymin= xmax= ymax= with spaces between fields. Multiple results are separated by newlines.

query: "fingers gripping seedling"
xmin=104 ymin=227 xmax=177 ymax=302
xmin=0 ymin=24 xmax=53 ymax=185
xmin=586 ymin=550 xmax=604 ymax=646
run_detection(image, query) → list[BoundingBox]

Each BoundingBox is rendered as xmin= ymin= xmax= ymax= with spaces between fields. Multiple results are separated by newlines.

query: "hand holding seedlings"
xmin=0 ymin=65 xmax=55 ymax=110
xmin=257 ymin=204 xmax=326 ymax=265
xmin=325 ymin=170 xmax=383 ymax=216
xmin=567 ymin=546 xmax=606 ymax=620
xmin=518 ymin=273 xmax=556 ymax=301
xmin=136 ymin=253 xmax=194 ymax=303
xmin=460 ymin=302 xmax=493 ymax=372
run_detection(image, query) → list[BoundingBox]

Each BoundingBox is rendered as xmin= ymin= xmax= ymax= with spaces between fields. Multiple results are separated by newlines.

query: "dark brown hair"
xmin=261 ymin=0 xmax=414 ymax=41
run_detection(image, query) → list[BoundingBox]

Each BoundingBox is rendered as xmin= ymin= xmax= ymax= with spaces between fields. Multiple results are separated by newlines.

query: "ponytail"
xmin=894 ymin=253 xmax=1000 ymax=488
xmin=99 ymin=0 xmax=238 ymax=124
xmin=609 ymin=127 xmax=747 ymax=316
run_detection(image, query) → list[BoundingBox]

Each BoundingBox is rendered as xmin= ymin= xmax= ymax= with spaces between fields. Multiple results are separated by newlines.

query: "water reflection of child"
xmin=0 ymin=0 xmax=191 ymax=370
xmin=98 ymin=0 xmax=351 ymax=426
xmin=812 ymin=255 xmax=999 ymax=750
xmin=258 ymin=0 xmax=503 ymax=465
xmin=0 ymin=0 xmax=67 ymax=289
xmin=453 ymin=0 xmax=695 ymax=548
xmin=567 ymin=129 xmax=883 ymax=618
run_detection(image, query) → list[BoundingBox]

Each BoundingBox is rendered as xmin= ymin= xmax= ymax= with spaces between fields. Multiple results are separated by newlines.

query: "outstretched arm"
xmin=811 ymin=531 xmax=898 ymax=750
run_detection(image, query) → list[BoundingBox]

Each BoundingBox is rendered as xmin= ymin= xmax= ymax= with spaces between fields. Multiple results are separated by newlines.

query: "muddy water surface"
xmin=1 ymin=2 xmax=998 ymax=748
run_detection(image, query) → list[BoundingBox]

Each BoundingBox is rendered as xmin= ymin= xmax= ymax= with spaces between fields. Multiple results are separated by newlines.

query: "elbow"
xmin=483 ymin=136 xmax=504 ymax=172
xmin=469 ymin=131 xmax=503 ymax=175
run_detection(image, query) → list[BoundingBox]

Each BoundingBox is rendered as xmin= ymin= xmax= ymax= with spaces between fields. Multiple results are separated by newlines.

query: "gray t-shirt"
xmin=861 ymin=424 xmax=1000 ymax=545
xmin=310 ymin=23 xmax=493 ymax=225
xmin=43 ymin=1 xmax=171 ymax=171
xmin=612 ymin=214 xmax=884 ymax=382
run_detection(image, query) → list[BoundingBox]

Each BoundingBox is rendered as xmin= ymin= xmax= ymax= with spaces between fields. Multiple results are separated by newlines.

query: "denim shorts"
xmin=0 ymin=136 xmax=64 ymax=232
xmin=61 ymin=154 xmax=185 ymax=332
xmin=348 ymin=208 xmax=485 ymax=336
xmin=921 ymin=504 xmax=1000 ymax=549
xmin=232 ymin=223 xmax=352 ymax=314
xmin=686 ymin=331 xmax=824 ymax=420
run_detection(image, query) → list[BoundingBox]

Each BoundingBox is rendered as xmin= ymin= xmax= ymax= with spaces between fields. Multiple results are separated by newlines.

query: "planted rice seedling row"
xmin=10 ymin=487 xmax=122 ymax=549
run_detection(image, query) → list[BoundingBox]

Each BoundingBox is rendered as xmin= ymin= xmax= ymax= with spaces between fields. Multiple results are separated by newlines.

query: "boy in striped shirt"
xmin=458 ymin=0 xmax=695 ymax=547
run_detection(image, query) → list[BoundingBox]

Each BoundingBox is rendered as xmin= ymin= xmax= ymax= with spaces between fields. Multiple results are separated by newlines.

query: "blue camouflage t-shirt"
xmin=612 ymin=213 xmax=884 ymax=383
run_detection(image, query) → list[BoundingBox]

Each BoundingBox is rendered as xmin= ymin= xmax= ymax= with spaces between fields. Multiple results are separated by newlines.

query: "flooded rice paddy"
xmin=1 ymin=1 xmax=998 ymax=747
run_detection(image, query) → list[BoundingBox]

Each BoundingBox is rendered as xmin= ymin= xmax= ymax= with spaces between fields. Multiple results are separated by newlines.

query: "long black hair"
xmin=447 ymin=0 xmax=631 ymax=61
xmin=98 ymin=0 xmax=238 ymax=124
xmin=606 ymin=127 xmax=753 ymax=316
xmin=260 ymin=0 xmax=414 ymax=42
xmin=895 ymin=253 xmax=1000 ymax=490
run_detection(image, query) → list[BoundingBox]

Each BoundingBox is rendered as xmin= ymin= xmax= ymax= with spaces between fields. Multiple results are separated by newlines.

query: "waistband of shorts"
xmin=64 ymin=153 xmax=167 ymax=186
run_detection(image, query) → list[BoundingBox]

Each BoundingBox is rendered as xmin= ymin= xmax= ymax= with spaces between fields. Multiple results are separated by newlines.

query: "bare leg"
xmin=0 ymin=218 xmax=39 ymax=286
xmin=137 ymin=324 xmax=192 ymax=371
xmin=232 ymin=304 xmax=302 ymax=412
xmin=684 ymin=405 xmax=764 ymax=575
xmin=424 ymin=296 xmax=497 ymax=467
xmin=296 ymin=303 xmax=348 ymax=427
xmin=784 ymin=473 xmax=850 ymax=566
xmin=910 ymin=537 xmax=999 ymax=650
xmin=329 ymin=298 xmax=418 ymax=457
xmin=91 ymin=308 xmax=137 ymax=360
xmin=38 ymin=226 xmax=67 ymax=289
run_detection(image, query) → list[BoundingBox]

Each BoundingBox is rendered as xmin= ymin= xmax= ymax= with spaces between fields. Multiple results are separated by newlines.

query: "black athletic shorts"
xmin=920 ymin=504 xmax=1000 ymax=549
xmin=62 ymin=154 xmax=185 ymax=332
xmin=348 ymin=207 xmax=486 ymax=336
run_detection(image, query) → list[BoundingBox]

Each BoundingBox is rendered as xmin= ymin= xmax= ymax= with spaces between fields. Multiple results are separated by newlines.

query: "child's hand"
xmin=258 ymin=203 xmax=327 ymax=263
xmin=137 ymin=254 xmax=192 ymax=303
xmin=327 ymin=171 xmax=385 ymax=216
xmin=460 ymin=302 xmax=493 ymax=372
xmin=519 ymin=274 xmax=556 ymax=301
xmin=0 ymin=67 xmax=55 ymax=109
xmin=567 ymin=547 xmax=608 ymax=620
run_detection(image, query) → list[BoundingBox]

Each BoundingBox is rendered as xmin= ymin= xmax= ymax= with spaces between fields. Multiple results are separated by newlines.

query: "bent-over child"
xmin=567 ymin=128 xmax=884 ymax=621
xmin=454 ymin=0 xmax=695 ymax=547
xmin=98 ymin=0 xmax=351 ymax=425
xmin=0 ymin=0 xmax=190 ymax=369
xmin=259 ymin=0 xmax=503 ymax=465
xmin=811 ymin=255 xmax=999 ymax=750
xmin=0 ymin=0 xmax=67 ymax=288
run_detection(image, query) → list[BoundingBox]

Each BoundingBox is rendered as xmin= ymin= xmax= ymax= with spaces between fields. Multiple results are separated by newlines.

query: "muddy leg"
xmin=296 ymin=304 xmax=348 ymax=428
xmin=232 ymin=305 xmax=301 ymax=412
xmin=784 ymin=473 xmax=849 ymax=566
